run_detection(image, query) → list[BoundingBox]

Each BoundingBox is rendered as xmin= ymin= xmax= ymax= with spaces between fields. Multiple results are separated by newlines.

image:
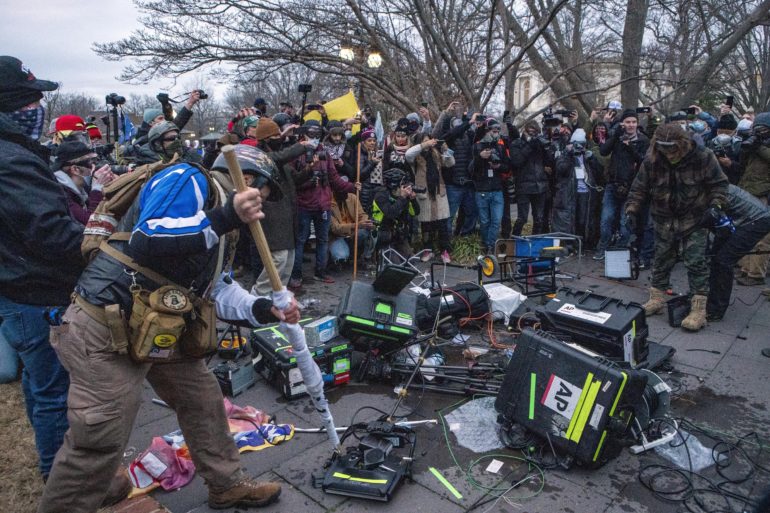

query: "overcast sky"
xmin=1 ymin=0 xmax=227 ymax=101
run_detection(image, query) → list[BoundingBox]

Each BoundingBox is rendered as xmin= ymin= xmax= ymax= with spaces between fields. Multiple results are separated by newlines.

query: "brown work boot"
xmin=100 ymin=466 xmax=132 ymax=507
xmin=208 ymin=477 xmax=281 ymax=509
xmin=681 ymin=294 xmax=707 ymax=331
xmin=643 ymin=287 xmax=667 ymax=316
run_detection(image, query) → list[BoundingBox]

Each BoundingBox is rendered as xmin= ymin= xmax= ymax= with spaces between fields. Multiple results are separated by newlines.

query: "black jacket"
xmin=552 ymin=152 xmax=603 ymax=236
xmin=471 ymin=141 xmax=510 ymax=192
xmin=0 ymin=113 xmax=86 ymax=305
xmin=258 ymin=142 xmax=308 ymax=250
xmin=509 ymin=135 xmax=552 ymax=195
xmin=599 ymin=129 xmax=649 ymax=186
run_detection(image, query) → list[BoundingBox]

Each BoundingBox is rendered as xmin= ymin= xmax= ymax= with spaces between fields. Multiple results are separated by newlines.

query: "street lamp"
xmin=367 ymin=51 xmax=382 ymax=69
xmin=338 ymin=32 xmax=382 ymax=106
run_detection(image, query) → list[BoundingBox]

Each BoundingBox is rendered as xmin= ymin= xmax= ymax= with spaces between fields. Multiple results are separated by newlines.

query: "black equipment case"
xmin=537 ymin=287 xmax=649 ymax=367
xmin=337 ymin=281 xmax=418 ymax=344
xmin=495 ymin=329 xmax=647 ymax=468
xmin=415 ymin=283 xmax=490 ymax=331
xmin=251 ymin=321 xmax=352 ymax=400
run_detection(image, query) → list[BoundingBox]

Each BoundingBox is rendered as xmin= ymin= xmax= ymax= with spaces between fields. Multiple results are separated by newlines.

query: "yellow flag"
xmin=323 ymin=91 xmax=360 ymax=121
xmin=303 ymin=110 xmax=323 ymax=123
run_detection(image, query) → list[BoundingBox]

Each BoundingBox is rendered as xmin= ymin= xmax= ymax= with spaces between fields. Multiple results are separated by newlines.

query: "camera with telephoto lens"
xmin=105 ymin=93 xmax=125 ymax=107
xmin=541 ymin=108 xmax=562 ymax=128
xmin=195 ymin=89 xmax=208 ymax=100
xmin=157 ymin=92 xmax=170 ymax=104
xmin=713 ymin=145 xmax=727 ymax=158
xmin=553 ymin=109 xmax=573 ymax=117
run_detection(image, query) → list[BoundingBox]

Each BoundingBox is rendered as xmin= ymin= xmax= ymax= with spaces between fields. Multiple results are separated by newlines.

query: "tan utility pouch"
xmin=183 ymin=297 xmax=218 ymax=358
xmin=128 ymin=286 xmax=192 ymax=362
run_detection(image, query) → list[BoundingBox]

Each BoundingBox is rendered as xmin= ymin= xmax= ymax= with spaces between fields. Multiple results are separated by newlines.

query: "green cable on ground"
xmin=436 ymin=396 xmax=546 ymax=501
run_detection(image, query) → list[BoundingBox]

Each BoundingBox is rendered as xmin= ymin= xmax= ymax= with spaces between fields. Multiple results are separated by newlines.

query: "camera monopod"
xmin=221 ymin=145 xmax=342 ymax=452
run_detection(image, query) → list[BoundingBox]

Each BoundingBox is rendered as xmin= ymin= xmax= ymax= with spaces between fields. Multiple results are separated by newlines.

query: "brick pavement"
xmin=115 ymin=248 xmax=770 ymax=513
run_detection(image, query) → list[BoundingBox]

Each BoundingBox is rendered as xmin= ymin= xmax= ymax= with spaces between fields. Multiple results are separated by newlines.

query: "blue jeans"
xmin=330 ymin=229 xmax=374 ymax=262
xmin=292 ymin=209 xmax=331 ymax=279
xmin=446 ymin=184 xmax=477 ymax=235
xmin=0 ymin=327 xmax=20 ymax=383
xmin=475 ymin=191 xmax=504 ymax=248
xmin=597 ymin=184 xmax=631 ymax=251
xmin=0 ymin=295 xmax=69 ymax=476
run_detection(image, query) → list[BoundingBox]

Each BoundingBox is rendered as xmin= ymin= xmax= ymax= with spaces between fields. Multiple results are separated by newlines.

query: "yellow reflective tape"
xmin=332 ymin=472 xmax=388 ymax=484
xmin=609 ymin=371 xmax=628 ymax=416
xmin=569 ymin=379 xmax=601 ymax=443
xmin=593 ymin=431 xmax=608 ymax=461
xmin=566 ymin=373 xmax=594 ymax=440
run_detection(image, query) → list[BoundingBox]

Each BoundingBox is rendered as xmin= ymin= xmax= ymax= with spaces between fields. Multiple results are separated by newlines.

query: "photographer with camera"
xmin=405 ymin=133 xmax=455 ymax=263
xmin=625 ymin=123 xmax=728 ymax=331
xmin=709 ymin=114 xmax=743 ymax=185
xmin=509 ymin=119 xmax=552 ymax=236
xmin=432 ymin=102 xmax=480 ymax=236
xmin=594 ymin=109 xmax=649 ymax=259
xmin=552 ymin=129 xmax=604 ymax=249
xmin=372 ymin=168 xmax=421 ymax=257
xmin=735 ymin=112 xmax=770 ymax=287
xmin=289 ymin=120 xmax=359 ymax=288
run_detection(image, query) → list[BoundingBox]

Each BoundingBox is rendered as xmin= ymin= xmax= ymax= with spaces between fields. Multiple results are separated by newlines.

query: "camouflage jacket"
xmin=626 ymin=146 xmax=728 ymax=236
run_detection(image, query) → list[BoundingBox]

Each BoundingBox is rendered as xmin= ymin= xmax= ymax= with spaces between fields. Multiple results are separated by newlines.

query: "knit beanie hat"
xmin=717 ymin=115 xmax=738 ymax=131
xmin=523 ymin=119 xmax=541 ymax=132
xmin=619 ymin=109 xmax=638 ymax=122
xmin=255 ymin=118 xmax=280 ymax=140
xmin=754 ymin=112 xmax=770 ymax=129
xmin=143 ymin=108 xmax=163 ymax=124
xmin=54 ymin=139 xmax=96 ymax=167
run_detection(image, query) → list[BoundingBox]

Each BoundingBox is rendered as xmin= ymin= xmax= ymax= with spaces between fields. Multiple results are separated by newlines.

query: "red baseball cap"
xmin=55 ymin=115 xmax=86 ymax=132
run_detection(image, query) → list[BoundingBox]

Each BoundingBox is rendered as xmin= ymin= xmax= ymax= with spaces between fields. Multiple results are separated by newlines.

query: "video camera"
xmin=541 ymin=108 xmax=563 ymax=128
xmin=105 ymin=93 xmax=125 ymax=107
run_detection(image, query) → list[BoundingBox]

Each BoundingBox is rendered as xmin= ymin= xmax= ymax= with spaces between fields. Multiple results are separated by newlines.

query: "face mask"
xmin=715 ymin=134 xmax=732 ymax=146
xmin=163 ymin=139 xmax=181 ymax=158
xmin=266 ymin=138 xmax=282 ymax=151
xmin=344 ymin=130 xmax=352 ymax=139
xmin=307 ymin=138 xmax=320 ymax=148
xmin=689 ymin=121 xmax=706 ymax=133
xmin=572 ymin=143 xmax=585 ymax=154
xmin=10 ymin=105 xmax=46 ymax=140
xmin=482 ymin=133 xmax=496 ymax=143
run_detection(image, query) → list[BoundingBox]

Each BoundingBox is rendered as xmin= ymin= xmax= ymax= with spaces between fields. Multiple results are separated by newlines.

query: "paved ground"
xmin=113 ymin=247 xmax=770 ymax=513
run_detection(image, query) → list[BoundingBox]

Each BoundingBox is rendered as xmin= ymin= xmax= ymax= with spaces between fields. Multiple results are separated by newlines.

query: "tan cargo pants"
xmin=38 ymin=303 xmax=241 ymax=513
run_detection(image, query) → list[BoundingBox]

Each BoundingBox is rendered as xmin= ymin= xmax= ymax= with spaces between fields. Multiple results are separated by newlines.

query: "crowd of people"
xmin=1 ymin=53 xmax=770 ymax=512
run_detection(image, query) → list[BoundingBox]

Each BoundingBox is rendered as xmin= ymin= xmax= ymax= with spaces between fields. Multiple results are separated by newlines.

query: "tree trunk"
xmin=620 ymin=0 xmax=649 ymax=109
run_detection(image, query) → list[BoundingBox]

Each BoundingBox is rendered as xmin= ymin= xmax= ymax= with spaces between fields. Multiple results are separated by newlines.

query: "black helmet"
xmin=211 ymin=144 xmax=283 ymax=201
xmin=382 ymin=167 xmax=406 ymax=189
